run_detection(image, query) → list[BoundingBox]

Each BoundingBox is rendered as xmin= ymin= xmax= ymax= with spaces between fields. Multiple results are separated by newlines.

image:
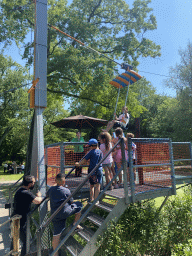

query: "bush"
xmin=97 ymin=186 xmax=192 ymax=255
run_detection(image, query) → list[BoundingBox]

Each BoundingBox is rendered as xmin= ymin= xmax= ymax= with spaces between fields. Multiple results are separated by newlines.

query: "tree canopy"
xmin=1 ymin=0 xmax=161 ymax=116
xmin=2 ymin=0 xmax=191 ymax=164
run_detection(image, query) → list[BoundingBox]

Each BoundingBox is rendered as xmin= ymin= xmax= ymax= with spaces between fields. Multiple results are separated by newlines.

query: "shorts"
xmin=89 ymin=170 xmax=103 ymax=185
xmin=102 ymin=163 xmax=112 ymax=168
xmin=52 ymin=201 xmax=83 ymax=236
xmin=113 ymin=121 xmax=126 ymax=129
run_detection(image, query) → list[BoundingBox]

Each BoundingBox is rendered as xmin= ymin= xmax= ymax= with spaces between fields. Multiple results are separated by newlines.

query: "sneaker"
xmin=74 ymin=225 xmax=84 ymax=232
xmin=114 ymin=184 xmax=119 ymax=189
xmin=108 ymin=185 xmax=113 ymax=190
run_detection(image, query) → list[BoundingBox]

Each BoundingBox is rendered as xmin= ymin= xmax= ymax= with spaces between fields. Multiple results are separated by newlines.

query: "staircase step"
xmin=104 ymin=188 xmax=125 ymax=199
xmin=77 ymin=225 xmax=94 ymax=242
xmin=96 ymin=201 xmax=114 ymax=212
xmin=64 ymin=236 xmax=83 ymax=256
xmin=87 ymin=212 xmax=105 ymax=227
xmin=25 ymin=249 xmax=49 ymax=256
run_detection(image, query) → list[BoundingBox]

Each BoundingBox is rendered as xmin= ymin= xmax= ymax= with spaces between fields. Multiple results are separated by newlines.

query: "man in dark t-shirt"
xmin=47 ymin=173 xmax=83 ymax=256
xmin=10 ymin=175 xmax=43 ymax=256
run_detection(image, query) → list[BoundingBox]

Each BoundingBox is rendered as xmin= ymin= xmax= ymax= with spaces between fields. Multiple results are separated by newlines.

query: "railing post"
xmin=26 ymin=215 xmax=31 ymax=254
xmin=128 ymin=137 xmax=135 ymax=203
xmin=12 ymin=215 xmax=21 ymax=256
xmin=120 ymin=138 xmax=129 ymax=204
xmin=37 ymin=229 xmax=42 ymax=256
xmin=9 ymin=189 xmax=13 ymax=217
xmin=63 ymin=142 xmax=66 ymax=175
xmin=60 ymin=142 xmax=64 ymax=174
xmin=190 ymin=142 xmax=192 ymax=168
xmin=169 ymin=139 xmax=176 ymax=195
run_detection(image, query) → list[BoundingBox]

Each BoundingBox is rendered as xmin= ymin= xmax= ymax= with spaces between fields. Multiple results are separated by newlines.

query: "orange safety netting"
xmin=133 ymin=140 xmax=172 ymax=193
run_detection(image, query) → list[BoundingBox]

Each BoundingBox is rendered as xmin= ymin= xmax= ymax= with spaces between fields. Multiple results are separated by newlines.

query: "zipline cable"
xmin=0 ymin=82 xmax=32 ymax=96
xmin=48 ymin=24 xmax=176 ymax=80
xmin=48 ymin=24 xmax=121 ymax=67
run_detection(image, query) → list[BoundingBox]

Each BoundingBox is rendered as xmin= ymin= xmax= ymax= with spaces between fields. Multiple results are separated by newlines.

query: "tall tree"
xmin=1 ymin=0 xmax=161 ymax=114
xmin=0 ymin=54 xmax=31 ymax=163
xmin=166 ymin=42 xmax=192 ymax=93
xmin=164 ymin=42 xmax=192 ymax=141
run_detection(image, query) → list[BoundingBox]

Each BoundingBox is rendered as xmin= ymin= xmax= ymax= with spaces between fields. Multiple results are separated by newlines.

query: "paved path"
xmin=0 ymin=181 xmax=20 ymax=256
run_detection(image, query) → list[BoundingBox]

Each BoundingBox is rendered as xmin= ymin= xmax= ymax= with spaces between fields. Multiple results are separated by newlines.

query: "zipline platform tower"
xmin=28 ymin=0 xmax=48 ymax=223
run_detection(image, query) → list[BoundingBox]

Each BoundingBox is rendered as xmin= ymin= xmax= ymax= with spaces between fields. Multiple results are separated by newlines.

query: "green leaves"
xmin=97 ymin=187 xmax=192 ymax=255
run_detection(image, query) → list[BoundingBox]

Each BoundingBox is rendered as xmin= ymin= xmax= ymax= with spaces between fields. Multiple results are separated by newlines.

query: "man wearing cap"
xmin=75 ymin=139 xmax=103 ymax=204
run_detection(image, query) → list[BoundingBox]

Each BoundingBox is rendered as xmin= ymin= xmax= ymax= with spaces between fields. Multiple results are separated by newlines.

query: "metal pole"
xmin=37 ymin=230 xmax=42 ymax=256
xmin=189 ymin=142 xmax=192 ymax=168
xmin=63 ymin=142 xmax=66 ymax=175
xmin=120 ymin=138 xmax=129 ymax=204
xmin=60 ymin=142 xmax=64 ymax=174
xmin=26 ymin=215 xmax=31 ymax=254
xmin=124 ymin=82 xmax=130 ymax=107
xmin=9 ymin=189 xmax=12 ymax=217
xmin=128 ymin=137 xmax=135 ymax=203
xmin=169 ymin=139 xmax=176 ymax=195
xmin=113 ymin=86 xmax=121 ymax=119
xmin=30 ymin=0 xmax=48 ymax=251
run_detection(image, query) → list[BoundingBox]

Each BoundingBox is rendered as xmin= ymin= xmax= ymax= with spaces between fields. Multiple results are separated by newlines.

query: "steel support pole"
xmin=30 ymin=1 xmax=48 ymax=253
xmin=26 ymin=215 xmax=31 ymax=254
xmin=60 ymin=142 xmax=64 ymax=174
xmin=190 ymin=142 xmax=192 ymax=168
xmin=37 ymin=230 xmax=42 ymax=256
xmin=120 ymin=138 xmax=129 ymax=204
xmin=113 ymin=86 xmax=120 ymax=119
xmin=128 ymin=137 xmax=135 ymax=203
xmin=169 ymin=139 xmax=176 ymax=195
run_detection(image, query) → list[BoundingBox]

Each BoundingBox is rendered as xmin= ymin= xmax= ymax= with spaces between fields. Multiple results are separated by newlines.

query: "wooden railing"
xmin=0 ymin=214 xmax=22 ymax=256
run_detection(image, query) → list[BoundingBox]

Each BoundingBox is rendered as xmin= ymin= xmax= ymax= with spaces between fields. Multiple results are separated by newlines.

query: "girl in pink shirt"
xmin=99 ymin=132 xmax=113 ymax=190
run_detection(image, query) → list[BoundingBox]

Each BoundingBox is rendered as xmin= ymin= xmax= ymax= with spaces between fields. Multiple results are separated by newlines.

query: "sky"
xmin=135 ymin=0 xmax=192 ymax=96
xmin=3 ymin=0 xmax=192 ymax=100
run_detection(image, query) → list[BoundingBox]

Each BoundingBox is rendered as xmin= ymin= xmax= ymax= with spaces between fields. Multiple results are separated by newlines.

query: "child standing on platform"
xmin=99 ymin=132 xmax=114 ymax=190
xmin=112 ymin=128 xmax=128 ymax=188
xmin=75 ymin=139 xmax=103 ymax=204
xmin=126 ymin=133 xmax=137 ymax=182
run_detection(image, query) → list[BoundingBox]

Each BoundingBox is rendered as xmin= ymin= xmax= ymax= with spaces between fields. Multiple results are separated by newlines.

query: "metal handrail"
xmin=38 ymin=139 xmax=121 ymax=233
xmin=51 ymin=166 xmax=124 ymax=256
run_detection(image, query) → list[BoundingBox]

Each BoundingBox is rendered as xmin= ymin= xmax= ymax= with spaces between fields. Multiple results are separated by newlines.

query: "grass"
xmin=152 ymin=184 xmax=186 ymax=207
xmin=0 ymin=166 xmax=23 ymax=181
xmin=0 ymin=166 xmax=23 ymax=200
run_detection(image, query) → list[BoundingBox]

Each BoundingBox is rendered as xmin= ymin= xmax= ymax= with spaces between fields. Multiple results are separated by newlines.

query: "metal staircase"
xmin=47 ymin=137 xmax=176 ymax=256
xmin=61 ymin=193 xmax=130 ymax=256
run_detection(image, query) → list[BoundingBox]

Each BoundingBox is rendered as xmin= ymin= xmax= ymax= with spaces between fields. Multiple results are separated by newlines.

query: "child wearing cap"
xmin=75 ymin=139 xmax=103 ymax=204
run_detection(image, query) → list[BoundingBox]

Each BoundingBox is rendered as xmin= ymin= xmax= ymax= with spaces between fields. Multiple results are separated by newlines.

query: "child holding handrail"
xmin=75 ymin=139 xmax=103 ymax=204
